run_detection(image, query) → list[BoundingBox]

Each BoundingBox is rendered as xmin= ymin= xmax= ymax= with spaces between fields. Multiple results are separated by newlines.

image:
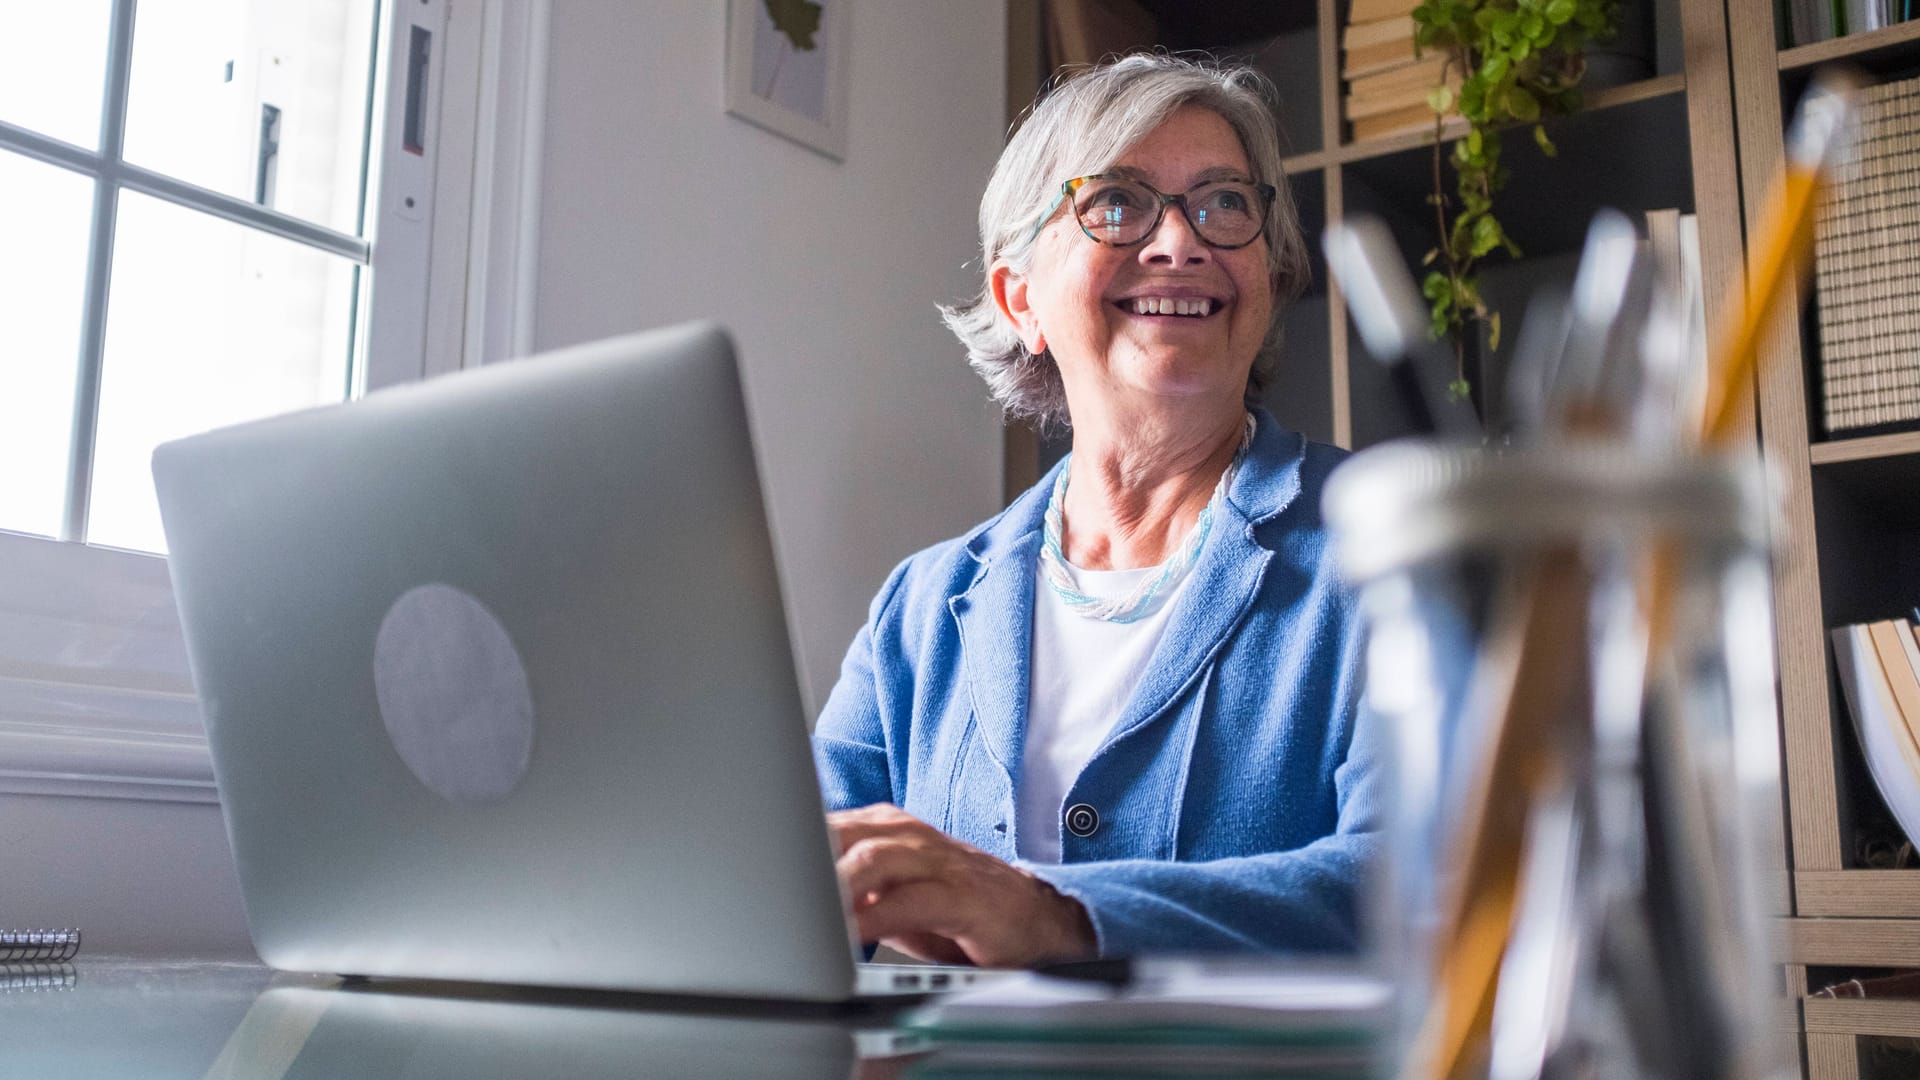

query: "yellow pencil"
xmin=1701 ymin=72 xmax=1858 ymax=445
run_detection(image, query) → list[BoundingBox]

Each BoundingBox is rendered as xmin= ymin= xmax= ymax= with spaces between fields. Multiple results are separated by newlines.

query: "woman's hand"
xmin=827 ymin=804 xmax=1097 ymax=968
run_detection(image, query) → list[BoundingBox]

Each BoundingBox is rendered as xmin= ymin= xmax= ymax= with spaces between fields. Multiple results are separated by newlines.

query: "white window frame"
xmin=0 ymin=0 xmax=548 ymax=804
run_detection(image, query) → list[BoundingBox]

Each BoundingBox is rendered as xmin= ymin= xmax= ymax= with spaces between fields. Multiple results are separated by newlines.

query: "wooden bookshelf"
xmin=1728 ymin=1 xmax=1920 ymax=1075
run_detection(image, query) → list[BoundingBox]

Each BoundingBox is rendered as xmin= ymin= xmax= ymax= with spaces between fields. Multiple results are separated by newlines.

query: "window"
xmin=2 ymin=0 xmax=385 ymax=552
xmin=0 ymin=0 xmax=547 ymax=798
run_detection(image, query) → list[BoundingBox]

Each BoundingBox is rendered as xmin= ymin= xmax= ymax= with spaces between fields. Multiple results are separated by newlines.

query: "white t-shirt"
xmin=1017 ymin=558 xmax=1189 ymax=863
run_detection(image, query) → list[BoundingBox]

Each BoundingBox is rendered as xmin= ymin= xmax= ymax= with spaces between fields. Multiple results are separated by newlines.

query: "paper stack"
xmin=900 ymin=960 xmax=1389 ymax=1072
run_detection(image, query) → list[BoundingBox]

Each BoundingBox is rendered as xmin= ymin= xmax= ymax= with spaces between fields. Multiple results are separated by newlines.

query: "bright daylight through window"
xmin=0 ymin=0 xmax=379 ymax=554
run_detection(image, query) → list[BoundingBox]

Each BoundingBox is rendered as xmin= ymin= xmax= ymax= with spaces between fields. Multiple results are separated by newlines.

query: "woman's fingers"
xmin=822 ymin=803 xmax=1098 ymax=967
xmin=826 ymin=804 xmax=939 ymax=854
xmin=838 ymin=834 xmax=952 ymax=907
xmin=853 ymin=878 xmax=971 ymax=946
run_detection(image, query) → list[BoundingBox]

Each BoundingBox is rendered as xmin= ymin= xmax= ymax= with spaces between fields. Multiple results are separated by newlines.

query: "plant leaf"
xmin=1506 ymin=86 xmax=1540 ymax=122
xmin=1533 ymin=123 xmax=1557 ymax=156
xmin=1428 ymin=86 xmax=1456 ymax=113
xmin=763 ymin=0 xmax=822 ymax=51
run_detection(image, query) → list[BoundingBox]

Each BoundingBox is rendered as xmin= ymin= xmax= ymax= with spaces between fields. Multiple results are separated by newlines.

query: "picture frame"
xmin=725 ymin=0 xmax=851 ymax=161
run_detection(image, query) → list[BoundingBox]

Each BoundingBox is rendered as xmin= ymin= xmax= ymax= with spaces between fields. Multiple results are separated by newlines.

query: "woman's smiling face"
xmin=994 ymin=105 xmax=1274 ymax=415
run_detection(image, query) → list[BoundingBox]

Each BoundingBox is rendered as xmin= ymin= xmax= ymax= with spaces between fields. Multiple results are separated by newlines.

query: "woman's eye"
xmin=1085 ymin=186 xmax=1146 ymax=211
xmin=1203 ymin=189 xmax=1250 ymax=213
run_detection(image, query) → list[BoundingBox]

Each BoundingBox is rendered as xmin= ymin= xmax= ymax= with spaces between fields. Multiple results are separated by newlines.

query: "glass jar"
xmin=1324 ymin=441 xmax=1790 ymax=1080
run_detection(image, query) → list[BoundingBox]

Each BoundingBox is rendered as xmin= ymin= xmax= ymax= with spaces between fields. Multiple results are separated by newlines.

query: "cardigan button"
xmin=1064 ymin=803 xmax=1100 ymax=838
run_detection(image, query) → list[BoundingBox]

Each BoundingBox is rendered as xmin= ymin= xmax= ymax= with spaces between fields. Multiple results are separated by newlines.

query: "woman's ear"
xmin=989 ymin=260 xmax=1046 ymax=356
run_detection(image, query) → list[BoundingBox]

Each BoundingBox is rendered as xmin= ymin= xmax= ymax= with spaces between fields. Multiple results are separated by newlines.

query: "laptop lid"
xmin=153 ymin=322 xmax=861 ymax=1000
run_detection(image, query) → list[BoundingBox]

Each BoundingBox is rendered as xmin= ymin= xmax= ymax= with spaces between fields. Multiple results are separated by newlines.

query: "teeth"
xmin=1129 ymin=297 xmax=1213 ymax=316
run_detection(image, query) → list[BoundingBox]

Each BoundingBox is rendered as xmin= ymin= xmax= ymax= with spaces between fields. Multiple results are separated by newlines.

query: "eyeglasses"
xmin=1031 ymin=173 xmax=1277 ymax=249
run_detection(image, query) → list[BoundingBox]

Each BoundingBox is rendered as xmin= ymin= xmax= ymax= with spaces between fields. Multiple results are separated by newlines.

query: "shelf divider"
xmin=1811 ymin=431 xmax=1920 ymax=467
xmin=1330 ymin=73 xmax=1686 ymax=167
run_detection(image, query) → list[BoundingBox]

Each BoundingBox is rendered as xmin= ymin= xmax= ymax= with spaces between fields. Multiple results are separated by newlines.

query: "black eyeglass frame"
xmin=1030 ymin=173 xmax=1279 ymax=250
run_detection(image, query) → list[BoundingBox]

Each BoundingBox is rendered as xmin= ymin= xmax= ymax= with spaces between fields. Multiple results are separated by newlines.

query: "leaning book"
xmin=1832 ymin=623 xmax=1920 ymax=847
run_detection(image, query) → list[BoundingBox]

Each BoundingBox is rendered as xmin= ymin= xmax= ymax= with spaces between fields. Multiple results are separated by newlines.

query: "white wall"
xmin=532 ymin=1 xmax=1009 ymax=715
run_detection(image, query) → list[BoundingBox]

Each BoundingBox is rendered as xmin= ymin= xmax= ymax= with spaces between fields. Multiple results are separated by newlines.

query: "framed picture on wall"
xmin=725 ymin=0 xmax=851 ymax=161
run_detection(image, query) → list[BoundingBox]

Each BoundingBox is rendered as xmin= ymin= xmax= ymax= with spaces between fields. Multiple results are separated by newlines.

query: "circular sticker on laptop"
xmin=372 ymin=583 xmax=535 ymax=805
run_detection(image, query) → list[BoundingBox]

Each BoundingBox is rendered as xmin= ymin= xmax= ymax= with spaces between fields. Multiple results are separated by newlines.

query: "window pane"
xmin=0 ymin=0 xmax=111 ymax=149
xmin=0 ymin=151 xmax=93 ymax=539
xmin=89 ymin=191 xmax=357 ymax=554
xmin=123 ymin=0 xmax=377 ymax=235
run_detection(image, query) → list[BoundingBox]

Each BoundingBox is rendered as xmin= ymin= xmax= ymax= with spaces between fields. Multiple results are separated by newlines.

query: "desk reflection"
xmin=0 ymin=960 xmax=907 ymax=1080
xmin=213 ymin=982 xmax=890 ymax=1079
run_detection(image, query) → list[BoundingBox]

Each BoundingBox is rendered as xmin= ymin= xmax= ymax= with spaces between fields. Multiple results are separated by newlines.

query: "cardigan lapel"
xmin=1096 ymin=412 xmax=1306 ymax=752
xmin=949 ymin=473 xmax=1053 ymax=786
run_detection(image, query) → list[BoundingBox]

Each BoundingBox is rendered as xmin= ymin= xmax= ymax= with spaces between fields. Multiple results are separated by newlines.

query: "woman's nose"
xmin=1138 ymin=203 xmax=1210 ymax=266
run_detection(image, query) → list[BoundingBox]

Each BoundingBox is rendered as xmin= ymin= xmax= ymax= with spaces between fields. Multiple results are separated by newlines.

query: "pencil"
xmin=1700 ymin=73 xmax=1857 ymax=445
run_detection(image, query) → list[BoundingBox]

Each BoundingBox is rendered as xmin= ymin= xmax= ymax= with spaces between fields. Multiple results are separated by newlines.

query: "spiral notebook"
xmin=0 ymin=929 xmax=81 ymax=964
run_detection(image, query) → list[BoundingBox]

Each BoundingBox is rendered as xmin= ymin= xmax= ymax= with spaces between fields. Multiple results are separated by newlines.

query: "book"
xmin=1343 ymin=14 xmax=1417 ymax=50
xmin=1349 ymin=0 xmax=1422 ymax=22
xmin=1832 ymin=624 xmax=1920 ymax=847
xmin=1786 ymin=0 xmax=1838 ymax=45
xmin=1344 ymin=36 xmax=1421 ymax=78
xmin=1345 ymin=71 xmax=1460 ymax=122
xmin=1349 ymin=101 xmax=1447 ymax=143
xmin=1346 ymin=54 xmax=1449 ymax=99
xmin=1870 ymin=620 xmax=1920 ymax=752
xmin=1840 ymin=0 xmax=1893 ymax=33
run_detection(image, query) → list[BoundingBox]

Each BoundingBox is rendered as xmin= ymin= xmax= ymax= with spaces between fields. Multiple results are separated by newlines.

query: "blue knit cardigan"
xmin=811 ymin=410 xmax=1382 ymax=956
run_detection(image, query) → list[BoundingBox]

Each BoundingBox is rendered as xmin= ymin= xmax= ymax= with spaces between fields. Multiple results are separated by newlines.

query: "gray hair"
xmin=939 ymin=54 xmax=1311 ymax=434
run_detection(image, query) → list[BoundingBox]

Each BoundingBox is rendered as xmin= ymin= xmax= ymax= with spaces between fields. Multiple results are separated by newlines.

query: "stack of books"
xmin=1342 ymin=0 xmax=1454 ymax=143
xmin=1813 ymin=74 xmax=1920 ymax=436
xmin=1831 ymin=615 xmax=1920 ymax=849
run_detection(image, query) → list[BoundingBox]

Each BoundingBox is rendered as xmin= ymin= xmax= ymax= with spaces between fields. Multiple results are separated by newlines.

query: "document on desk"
xmin=900 ymin=961 xmax=1389 ymax=1068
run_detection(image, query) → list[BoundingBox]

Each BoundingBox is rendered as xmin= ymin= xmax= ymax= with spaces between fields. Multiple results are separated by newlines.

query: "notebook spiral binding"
xmin=0 ymin=963 xmax=77 ymax=993
xmin=0 ymin=928 xmax=81 ymax=963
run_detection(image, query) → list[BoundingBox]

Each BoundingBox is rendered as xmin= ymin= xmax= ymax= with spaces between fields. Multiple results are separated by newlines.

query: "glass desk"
xmin=0 ymin=957 xmax=1378 ymax=1078
xmin=0 ymin=957 xmax=923 ymax=1080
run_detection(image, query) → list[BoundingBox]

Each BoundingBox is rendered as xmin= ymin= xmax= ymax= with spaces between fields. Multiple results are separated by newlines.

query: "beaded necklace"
xmin=1039 ymin=413 xmax=1255 ymax=624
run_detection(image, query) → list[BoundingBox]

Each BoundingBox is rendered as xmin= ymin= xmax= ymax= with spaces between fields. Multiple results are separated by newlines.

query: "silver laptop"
xmin=153 ymin=322 xmax=988 ymax=1001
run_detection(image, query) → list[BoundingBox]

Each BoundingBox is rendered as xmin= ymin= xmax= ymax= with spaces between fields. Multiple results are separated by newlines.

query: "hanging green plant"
xmin=1410 ymin=0 xmax=1621 ymax=399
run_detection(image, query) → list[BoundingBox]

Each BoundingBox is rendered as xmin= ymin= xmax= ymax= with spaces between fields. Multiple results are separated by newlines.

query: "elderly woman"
xmin=813 ymin=54 xmax=1380 ymax=968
